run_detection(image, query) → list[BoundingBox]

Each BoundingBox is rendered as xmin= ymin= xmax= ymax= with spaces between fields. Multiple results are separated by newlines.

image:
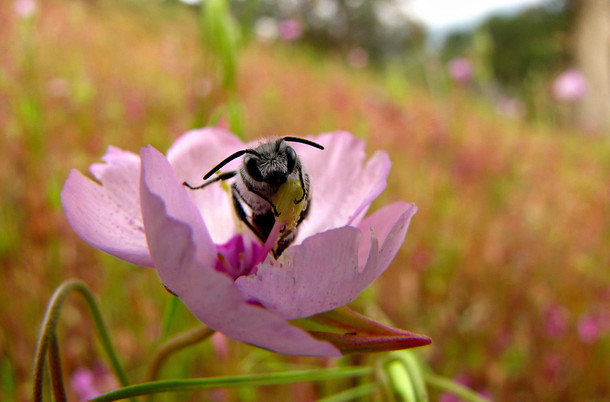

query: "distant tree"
xmin=441 ymin=31 xmax=474 ymax=63
xmin=481 ymin=5 xmax=572 ymax=88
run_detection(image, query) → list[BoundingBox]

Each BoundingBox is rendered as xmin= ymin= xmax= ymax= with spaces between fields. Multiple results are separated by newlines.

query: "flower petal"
xmin=236 ymin=226 xmax=361 ymax=319
xmin=89 ymin=146 xmax=142 ymax=221
xmin=140 ymin=146 xmax=339 ymax=357
xmin=166 ymin=128 xmax=246 ymax=243
xmin=61 ymin=147 xmax=152 ymax=267
xmin=297 ymin=132 xmax=391 ymax=240
xmin=235 ymin=202 xmax=416 ymax=320
xmin=357 ymin=202 xmax=418 ymax=278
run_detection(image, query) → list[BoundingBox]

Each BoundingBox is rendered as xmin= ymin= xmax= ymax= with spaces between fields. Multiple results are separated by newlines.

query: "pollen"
xmin=273 ymin=178 xmax=306 ymax=230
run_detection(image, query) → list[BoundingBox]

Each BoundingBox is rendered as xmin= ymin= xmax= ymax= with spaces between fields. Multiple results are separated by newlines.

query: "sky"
xmin=404 ymin=0 xmax=547 ymax=32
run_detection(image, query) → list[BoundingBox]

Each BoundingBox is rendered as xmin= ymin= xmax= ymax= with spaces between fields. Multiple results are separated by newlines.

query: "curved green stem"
xmin=48 ymin=332 xmax=66 ymax=402
xmin=32 ymin=279 xmax=130 ymax=401
xmin=146 ymin=325 xmax=215 ymax=382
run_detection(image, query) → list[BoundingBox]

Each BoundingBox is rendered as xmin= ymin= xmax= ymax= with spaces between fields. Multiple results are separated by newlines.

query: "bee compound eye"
xmin=285 ymin=146 xmax=297 ymax=173
xmin=244 ymin=155 xmax=264 ymax=182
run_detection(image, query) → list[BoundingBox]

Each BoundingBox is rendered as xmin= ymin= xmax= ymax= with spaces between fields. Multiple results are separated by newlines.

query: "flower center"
xmin=214 ymin=234 xmax=267 ymax=280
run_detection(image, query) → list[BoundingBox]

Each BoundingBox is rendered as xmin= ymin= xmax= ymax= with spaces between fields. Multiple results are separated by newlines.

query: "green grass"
xmin=2 ymin=0 xmax=609 ymax=400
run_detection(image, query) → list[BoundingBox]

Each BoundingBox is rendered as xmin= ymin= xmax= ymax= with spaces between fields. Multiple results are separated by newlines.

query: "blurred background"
xmin=1 ymin=0 xmax=609 ymax=400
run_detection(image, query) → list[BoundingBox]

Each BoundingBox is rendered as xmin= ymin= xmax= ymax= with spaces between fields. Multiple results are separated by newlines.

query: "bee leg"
xmin=242 ymin=180 xmax=280 ymax=216
xmin=274 ymin=231 xmax=296 ymax=258
xmin=294 ymin=168 xmax=308 ymax=204
xmin=231 ymin=184 xmax=269 ymax=242
xmin=183 ymin=171 xmax=237 ymax=190
xmin=297 ymin=198 xmax=311 ymax=226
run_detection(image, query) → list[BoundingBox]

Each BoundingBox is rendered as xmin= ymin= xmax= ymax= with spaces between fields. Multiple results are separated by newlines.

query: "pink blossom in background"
xmin=211 ymin=332 xmax=229 ymax=361
xmin=279 ymin=19 xmax=302 ymax=41
xmin=448 ymin=58 xmax=473 ymax=85
xmin=544 ymin=304 xmax=569 ymax=338
xmin=543 ymin=353 xmax=564 ymax=381
xmin=71 ymin=369 xmax=100 ymax=401
xmin=577 ymin=313 xmax=607 ymax=344
xmin=495 ymin=96 xmax=526 ymax=120
xmin=61 ymin=128 xmax=430 ymax=356
xmin=70 ymin=363 xmax=118 ymax=401
xmin=14 ymin=0 xmax=37 ymax=18
xmin=552 ymin=68 xmax=588 ymax=102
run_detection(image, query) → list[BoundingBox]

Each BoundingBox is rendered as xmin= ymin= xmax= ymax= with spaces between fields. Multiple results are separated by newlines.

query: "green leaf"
xmin=91 ymin=367 xmax=372 ymax=401
xmin=292 ymin=307 xmax=432 ymax=354
xmin=200 ymin=0 xmax=240 ymax=91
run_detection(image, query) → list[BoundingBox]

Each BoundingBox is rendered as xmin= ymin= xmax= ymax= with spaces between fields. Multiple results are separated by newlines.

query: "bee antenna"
xmin=204 ymin=149 xmax=262 ymax=180
xmin=283 ymin=137 xmax=325 ymax=150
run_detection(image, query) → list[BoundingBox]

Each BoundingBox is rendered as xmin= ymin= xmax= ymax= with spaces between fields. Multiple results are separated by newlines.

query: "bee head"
xmin=244 ymin=141 xmax=297 ymax=186
xmin=203 ymin=136 xmax=324 ymax=183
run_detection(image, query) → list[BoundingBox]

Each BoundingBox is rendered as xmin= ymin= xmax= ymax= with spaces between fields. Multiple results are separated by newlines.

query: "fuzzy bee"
xmin=184 ymin=137 xmax=324 ymax=257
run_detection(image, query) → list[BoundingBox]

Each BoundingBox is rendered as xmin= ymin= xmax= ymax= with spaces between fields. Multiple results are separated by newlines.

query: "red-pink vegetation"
xmin=1 ymin=0 xmax=609 ymax=400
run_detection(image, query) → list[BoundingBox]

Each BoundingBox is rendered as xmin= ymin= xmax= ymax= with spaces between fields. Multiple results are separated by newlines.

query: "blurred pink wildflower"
xmin=279 ymin=19 xmax=302 ymax=41
xmin=552 ymin=68 xmax=588 ymax=102
xmin=447 ymin=58 xmax=473 ymax=85
xmin=62 ymin=128 xmax=429 ymax=356
xmin=577 ymin=313 xmax=607 ymax=344
xmin=70 ymin=363 xmax=117 ymax=401
xmin=211 ymin=332 xmax=229 ymax=361
xmin=14 ymin=0 xmax=36 ymax=18
xmin=544 ymin=304 xmax=569 ymax=338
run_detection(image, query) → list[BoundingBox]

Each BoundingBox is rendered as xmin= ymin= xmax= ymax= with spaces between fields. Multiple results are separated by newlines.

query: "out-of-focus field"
xmin=2 ymin=0 xmax=609 ymax=401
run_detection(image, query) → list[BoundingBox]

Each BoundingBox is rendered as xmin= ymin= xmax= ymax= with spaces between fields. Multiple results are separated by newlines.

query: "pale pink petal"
xmin=90 ymin=146 xmax=142 ymax=222
xmin=140 ymin=146 xmax=339 ymax=356
xmin=296 ymin=132 xmax=391 ymax=240
xmin=166 ymin=128 xmax=245 ymax=243
xmin=236 ymin=202 xmax=416 ymax=319
xmin=236 ymin=226 xmax=360 ymax=319
xmin=356 ymin=202 xmax=417 ymax=283
xmin=61 ymin=169 xmax=152 ymax=267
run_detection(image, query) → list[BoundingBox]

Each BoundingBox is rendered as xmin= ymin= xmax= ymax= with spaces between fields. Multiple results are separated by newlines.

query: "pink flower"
xmin=552 ymin=68 xmax=588 ymax=102
xmin=577 ymin=313 xmax=606 ymax=344
xmin=447 ymin=58 xmax=473 ymax=85
xmin=14 ymin=0 xmax=36 ymax=18
xmin=62 ymin=128 xmax=429 ymax=356
xmin=70 ymin=363 xmax=118 ymax=401
xmin=211 ymin=332 xmax=229 ymax=361
xmin=279 ymin=19 xmax=302 ymax=41
xmin=544 ymin=304 xmax=569 ymax=338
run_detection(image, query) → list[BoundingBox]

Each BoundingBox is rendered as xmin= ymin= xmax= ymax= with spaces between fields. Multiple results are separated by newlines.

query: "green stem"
xmin=160 ymin=295 xmax=179 ymax=342
xmin=92 ymin=367 xmax=373 ymax=401
xmin=32 ymin=279 xmax=130 ymax=401
xmin=48 ymin=332 xmax=67 ymax=402
xmin=424 ymin=373 xmax=490 ymax=402
xmin=146 ymin=325 xmax=215 ymax=382
xmin=317 ymin=383 xmax=380 ymax=402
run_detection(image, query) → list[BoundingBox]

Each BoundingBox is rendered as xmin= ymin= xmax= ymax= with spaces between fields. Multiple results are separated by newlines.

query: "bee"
xmin=184 ymin=137 xmax=324 ymax=257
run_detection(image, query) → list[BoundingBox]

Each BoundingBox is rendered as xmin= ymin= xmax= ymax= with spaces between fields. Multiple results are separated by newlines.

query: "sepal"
xmin=291 ymin=306 xmax=431 ymax=354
